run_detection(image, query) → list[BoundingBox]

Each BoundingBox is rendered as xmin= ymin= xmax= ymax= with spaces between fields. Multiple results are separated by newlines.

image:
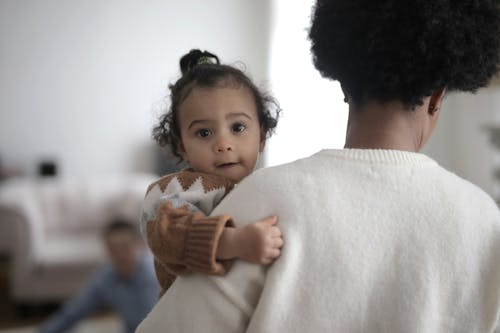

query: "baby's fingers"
xmin=267 ymin=248 xmax=281 ymax=259
xmin=273 ymin=237 xmax=284 ymax=249
xmin=270 ymin=226 xmax=282 ymax=237
xmin=260 ymin=215 xmax=278 ymax=226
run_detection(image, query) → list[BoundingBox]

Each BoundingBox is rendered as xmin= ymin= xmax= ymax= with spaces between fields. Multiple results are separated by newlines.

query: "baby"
xmin=140 ymin=49 xmax=283 ymax=296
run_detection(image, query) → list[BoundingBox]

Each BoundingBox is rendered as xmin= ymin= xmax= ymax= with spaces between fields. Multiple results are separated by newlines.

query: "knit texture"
xmin=138 ymin=149 xmax=500 ymax=333
xmin=140 ymin=170 xmax=235 ymax=296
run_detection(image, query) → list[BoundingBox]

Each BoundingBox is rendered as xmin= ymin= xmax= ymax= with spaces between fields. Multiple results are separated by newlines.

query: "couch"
xmin=0 ymin=173 xmax=156 ymax=304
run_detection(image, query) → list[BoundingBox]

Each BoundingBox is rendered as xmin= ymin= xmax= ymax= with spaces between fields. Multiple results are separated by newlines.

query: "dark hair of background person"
xmin=309 ymin=0 xmax=500 ymax=109
xmin=153 ymin=49 xmax=281 ymax=160
xmin=102 ymin=219 xmax=141 ymax=239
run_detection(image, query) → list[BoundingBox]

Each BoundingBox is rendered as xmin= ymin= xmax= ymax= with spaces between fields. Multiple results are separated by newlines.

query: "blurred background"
xmin=1 ymin=0 xmax=500 ymax=332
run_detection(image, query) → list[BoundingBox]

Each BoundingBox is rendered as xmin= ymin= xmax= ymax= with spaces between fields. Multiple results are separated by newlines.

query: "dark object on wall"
xmin=39 ymin=161 xmax=57 ymax=177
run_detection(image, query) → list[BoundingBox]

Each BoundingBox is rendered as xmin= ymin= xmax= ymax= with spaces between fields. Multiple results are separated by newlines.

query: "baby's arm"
xmin=216 ymin=216 xmax=284 ymax=265
xmin=146 ymin=201 xmax=234 ymax=267
xmin=141 ymin=171 xmax=282 ymax=297
xmin=145 ymin=201 xmax=235 ymax=296
xmin=146 ymin=203 xmax=282 ymax=297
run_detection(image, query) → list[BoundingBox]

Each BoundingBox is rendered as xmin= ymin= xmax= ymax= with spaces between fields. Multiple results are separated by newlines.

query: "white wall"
xmin=0 ymin=0 xmax=271 ymax=176
xmin=265 ymin=0 xmax=348 ymax=167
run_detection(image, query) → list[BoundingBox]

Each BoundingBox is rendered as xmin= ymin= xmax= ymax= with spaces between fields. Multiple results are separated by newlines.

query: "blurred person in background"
xmin=38 ymin=219 xmax=158 ymax=333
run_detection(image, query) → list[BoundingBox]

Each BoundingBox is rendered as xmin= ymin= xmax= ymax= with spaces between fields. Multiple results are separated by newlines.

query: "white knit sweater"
xmin=136 ymin=149 xmax=500 ymax=333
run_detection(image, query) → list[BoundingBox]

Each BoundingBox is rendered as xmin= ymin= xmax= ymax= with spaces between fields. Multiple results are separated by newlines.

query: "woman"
xmin=137 ymin=0 xmax=500 ymax=332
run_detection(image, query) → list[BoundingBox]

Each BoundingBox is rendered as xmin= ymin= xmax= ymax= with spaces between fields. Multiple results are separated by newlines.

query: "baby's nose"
xmin=214 ymin=138 xmax=233 ymax=152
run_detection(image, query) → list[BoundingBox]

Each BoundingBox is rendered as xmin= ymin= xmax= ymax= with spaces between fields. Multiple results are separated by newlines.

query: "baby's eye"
xmin=232 ymin=123 xmax=246 ymax=133
xmin=196 ymin=128 xmax=212 ymax=138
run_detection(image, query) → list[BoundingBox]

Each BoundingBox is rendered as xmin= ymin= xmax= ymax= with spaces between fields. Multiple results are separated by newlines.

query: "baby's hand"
xmin=236 ymin=216 xmax=284 ymax=265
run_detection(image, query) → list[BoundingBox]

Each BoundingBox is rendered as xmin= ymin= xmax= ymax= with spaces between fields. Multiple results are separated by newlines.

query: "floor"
xmin=0 ymin=316 xmax=121 ymax=333
xmin=0 ymin=255 xmax=120 ymax=333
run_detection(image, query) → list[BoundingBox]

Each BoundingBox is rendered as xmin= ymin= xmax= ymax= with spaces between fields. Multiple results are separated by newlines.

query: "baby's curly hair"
xmin=309 ymin=0 xmax=500 ymax=108
xmin=153 ymin=49 xmax=281 ymax=160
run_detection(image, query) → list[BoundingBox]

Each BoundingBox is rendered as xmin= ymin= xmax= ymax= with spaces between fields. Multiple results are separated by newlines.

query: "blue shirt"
xmin=38 ymin=253 xmax=159 ymax=333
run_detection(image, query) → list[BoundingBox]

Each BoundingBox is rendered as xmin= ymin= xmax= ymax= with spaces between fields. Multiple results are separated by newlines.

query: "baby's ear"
xmin=259 ymin=129 xmax=266 ymax=152
xmin=176 ymin=141 xmax=188 ymax=162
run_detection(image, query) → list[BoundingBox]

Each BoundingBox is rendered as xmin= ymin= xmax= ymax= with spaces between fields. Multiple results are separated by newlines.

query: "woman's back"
xmin=220 ymin=149 xmax=500 ymax=332
xmin=137 ymin=148 xmax=500 ymax=332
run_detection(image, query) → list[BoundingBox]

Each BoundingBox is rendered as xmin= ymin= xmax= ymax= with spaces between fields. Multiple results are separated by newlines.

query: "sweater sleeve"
xmin=140 ymin=171 xmax=236 ymax=296
xmin=145 ymin=202 xmax=235 ymax=293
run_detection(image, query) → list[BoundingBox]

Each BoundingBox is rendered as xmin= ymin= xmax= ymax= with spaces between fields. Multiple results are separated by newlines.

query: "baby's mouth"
xmin=217 ymin=162 xmax=239 ymax=169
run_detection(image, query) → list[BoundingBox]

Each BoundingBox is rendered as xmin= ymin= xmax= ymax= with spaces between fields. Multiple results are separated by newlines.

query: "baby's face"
xmin=177 ymin=85 xmax=264 ymax=183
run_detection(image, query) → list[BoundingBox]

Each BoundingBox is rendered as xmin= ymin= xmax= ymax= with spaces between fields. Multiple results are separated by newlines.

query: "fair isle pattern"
xmin=140 ymin=170 xmax=234 ymax=238
xmin=152 ymin=170 xmax=234 ymax=194
xmin=161 ymin=177 xmax=227 ymax=215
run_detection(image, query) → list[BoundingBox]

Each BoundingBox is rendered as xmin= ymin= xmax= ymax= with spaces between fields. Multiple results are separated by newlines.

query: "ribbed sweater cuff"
xmin=184 ymin=215 xmax=235 ymax=275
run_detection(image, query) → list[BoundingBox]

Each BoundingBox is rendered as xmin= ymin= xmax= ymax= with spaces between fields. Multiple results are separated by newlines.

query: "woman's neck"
xmin=344 ymin=101 xmax=427 ymax=152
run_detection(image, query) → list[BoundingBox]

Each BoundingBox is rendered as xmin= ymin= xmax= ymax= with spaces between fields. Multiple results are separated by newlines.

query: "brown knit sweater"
xmin=140 ymin=170 xmax=236 ymax=297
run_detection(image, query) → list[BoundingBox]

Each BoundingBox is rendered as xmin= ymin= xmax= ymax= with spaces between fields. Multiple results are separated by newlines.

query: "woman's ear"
xmin=426 ymin=87 xmax=446 ymax=135
xmin=419 ymin=87 xmax=446 ymax=150
xmin=427 ymin=87 xmax=446 ymax=115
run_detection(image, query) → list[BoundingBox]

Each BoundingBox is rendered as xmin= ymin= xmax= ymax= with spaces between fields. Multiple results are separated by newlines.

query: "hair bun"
xmin=179 ymin=49 xmax=220 ymax=75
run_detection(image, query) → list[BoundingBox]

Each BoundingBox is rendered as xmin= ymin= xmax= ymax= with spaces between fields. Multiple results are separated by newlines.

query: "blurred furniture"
xmin=0 ymin=174 xmax=156 ymax=304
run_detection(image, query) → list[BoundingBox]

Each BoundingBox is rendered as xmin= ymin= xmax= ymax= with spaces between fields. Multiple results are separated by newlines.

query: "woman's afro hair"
xmin=309 ymin=0 xmax=500 ymax=108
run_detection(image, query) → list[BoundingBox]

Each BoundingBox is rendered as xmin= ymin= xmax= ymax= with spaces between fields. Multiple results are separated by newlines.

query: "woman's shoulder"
xmin=250 ymin=152 xmax=330 ymax=180
xmin=245 ymin=161 xmax=304 ymax=183
xmin=234 ymin=156 xmax=318 ymax=196
xmin=431 ymin=165 xmax=500 ymax=219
